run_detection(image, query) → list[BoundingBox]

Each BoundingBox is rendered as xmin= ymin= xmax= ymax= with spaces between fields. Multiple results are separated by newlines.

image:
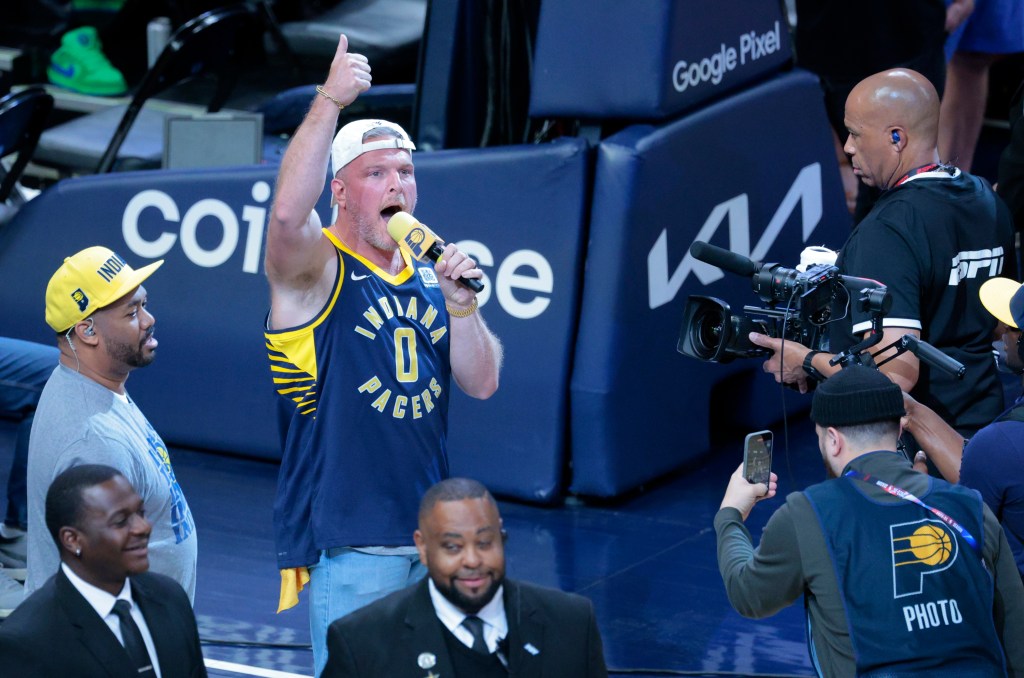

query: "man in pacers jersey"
xmin=263 ymin=34 xmax=503 ymax=675
xmin=751 ymin=68 xmax=1016 ymax=437
xmin=715 ymin=366 xmax=1024 ymax=675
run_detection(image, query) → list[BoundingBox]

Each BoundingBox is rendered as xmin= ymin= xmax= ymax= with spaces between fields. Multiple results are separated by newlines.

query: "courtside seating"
xmin=0 ymin=87 xmax=53 ymax=206
xmin=32 ymin=4 xmax=261 ymax=175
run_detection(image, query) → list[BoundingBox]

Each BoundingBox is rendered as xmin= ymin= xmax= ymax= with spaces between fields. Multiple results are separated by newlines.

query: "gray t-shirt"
xmin=26 ymin=365 xmax=198 ymax=601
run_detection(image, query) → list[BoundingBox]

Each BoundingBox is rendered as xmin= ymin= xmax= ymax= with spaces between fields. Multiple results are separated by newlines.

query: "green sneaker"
xmin=47 ymin=26 xmax=128 ymax=96
xmin=71 ymin=0 xmax=126 ymax=11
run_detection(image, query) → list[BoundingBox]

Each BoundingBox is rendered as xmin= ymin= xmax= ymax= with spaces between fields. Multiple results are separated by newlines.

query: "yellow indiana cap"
xmin=979 ymin=277 xmax=1024 ymax=330
xmin=45 ymin=246 xmax=163 ymax=332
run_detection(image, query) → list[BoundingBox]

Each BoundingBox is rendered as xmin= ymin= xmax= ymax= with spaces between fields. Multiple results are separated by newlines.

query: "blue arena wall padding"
xmin=416 ymin=140 xmax=591 ymax=502
xmin=0 ymin=166 xmax=288 ymax=459
xmin=530 ymin=0 xmax=792 ymax=120
xmin=569 ymin=69 xmax=850 ymax=497
xmin=0 ymin=138 xmax=590 ymax=503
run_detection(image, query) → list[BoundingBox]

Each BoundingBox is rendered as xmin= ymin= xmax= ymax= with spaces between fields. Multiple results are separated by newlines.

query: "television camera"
xmin=677 ymin=241 xmax=965 ymax=378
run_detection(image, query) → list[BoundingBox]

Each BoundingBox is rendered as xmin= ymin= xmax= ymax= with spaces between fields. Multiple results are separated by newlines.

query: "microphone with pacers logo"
xmin=387 ymin=212 xmax=485 ymax=293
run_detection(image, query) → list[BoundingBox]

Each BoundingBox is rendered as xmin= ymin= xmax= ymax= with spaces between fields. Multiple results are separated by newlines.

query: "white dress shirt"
xmin=62 ymin=563 xmax=162 ymax=678
xmin=428 ymin=578 xmax=508 ymax=653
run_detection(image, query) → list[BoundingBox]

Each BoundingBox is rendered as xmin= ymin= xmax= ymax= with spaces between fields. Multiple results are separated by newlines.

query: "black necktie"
xmin=462 ymin=615 xmax=489 ymax=655
xmin=112 ymin=599 xmax=156 ymax=676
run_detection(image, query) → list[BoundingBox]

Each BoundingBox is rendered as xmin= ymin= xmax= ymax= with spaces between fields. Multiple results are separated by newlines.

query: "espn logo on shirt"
xmin=948 ymin=247 xmax=1004 ymax=286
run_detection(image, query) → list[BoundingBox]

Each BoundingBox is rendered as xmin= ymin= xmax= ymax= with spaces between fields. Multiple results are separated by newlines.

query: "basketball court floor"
xmin=0 ymin=387 xmax=825 ymax=677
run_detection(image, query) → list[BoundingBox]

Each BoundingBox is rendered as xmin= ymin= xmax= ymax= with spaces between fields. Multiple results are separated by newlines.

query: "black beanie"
xmin=810 ymin=365 xmax=905 ymax=427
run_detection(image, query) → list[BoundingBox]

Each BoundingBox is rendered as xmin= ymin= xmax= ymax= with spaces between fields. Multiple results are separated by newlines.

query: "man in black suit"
xmin=0 ymin=464 xmax=206 ymax=677
xmin=323 ymin=477 xmax=608 ymax=677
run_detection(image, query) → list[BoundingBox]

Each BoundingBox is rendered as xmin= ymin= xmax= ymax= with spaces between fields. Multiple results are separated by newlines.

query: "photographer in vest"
xmin=716 ymin=366 xmax=1024 ymax=675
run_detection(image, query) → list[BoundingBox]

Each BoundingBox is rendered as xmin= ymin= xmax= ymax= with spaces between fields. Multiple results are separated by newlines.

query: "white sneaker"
xmin=0 ymin=566 xmax=25 ymax=618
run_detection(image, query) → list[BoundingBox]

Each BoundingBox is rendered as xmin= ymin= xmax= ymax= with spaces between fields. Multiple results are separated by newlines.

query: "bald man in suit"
xmin=323 ymin=478 xmax=607 ymax=677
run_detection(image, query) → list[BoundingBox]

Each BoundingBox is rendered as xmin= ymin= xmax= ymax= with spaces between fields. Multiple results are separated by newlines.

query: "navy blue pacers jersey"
xmin=266 ymin=230 xmax=451 ymax=569
xmin=805 ymin=477 xmax=1005 ymax=676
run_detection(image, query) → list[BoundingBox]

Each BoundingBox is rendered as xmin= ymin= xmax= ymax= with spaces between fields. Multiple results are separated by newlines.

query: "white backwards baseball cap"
xmin=331 ymin=119 xmax=416 ymax=176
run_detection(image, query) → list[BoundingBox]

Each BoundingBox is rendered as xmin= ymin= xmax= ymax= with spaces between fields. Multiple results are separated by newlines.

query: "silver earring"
xmin=75 ymin=548 xmax=82 ymax=557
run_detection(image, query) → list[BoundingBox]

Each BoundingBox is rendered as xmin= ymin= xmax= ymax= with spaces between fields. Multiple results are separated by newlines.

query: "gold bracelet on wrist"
xmin=446 ymin=298 xmax=479 ymax=318
xmin=315 ymin=85 xmax=346 ymax=110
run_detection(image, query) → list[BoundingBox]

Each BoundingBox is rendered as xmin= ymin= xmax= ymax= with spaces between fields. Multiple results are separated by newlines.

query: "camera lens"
xmin=678 ymin=295 xmax=743 ymax=363
xmin=693 ymin=306 xmax=725 ymax=359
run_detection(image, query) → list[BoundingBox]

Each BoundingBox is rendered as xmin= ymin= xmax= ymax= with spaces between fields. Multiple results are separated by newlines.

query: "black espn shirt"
xmin=830 ymin=170 xmax=1017 ymax=432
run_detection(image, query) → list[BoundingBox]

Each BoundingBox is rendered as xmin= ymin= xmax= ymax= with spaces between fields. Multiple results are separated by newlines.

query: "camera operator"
xmin=716 ymin=366 xmax=1024 ymax=675
xmin=751 ymin=68 xmax=1016 ymax=437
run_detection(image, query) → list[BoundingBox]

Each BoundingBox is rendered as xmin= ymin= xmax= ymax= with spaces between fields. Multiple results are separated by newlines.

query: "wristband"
xmin=802 ymin=350 xmax=826 ymax=383
xmin=446 ymin=297 xmax=478 ymax=318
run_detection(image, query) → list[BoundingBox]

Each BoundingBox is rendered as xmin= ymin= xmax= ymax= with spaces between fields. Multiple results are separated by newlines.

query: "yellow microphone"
xmin=387 ymin=212 xmax=484 ymax=292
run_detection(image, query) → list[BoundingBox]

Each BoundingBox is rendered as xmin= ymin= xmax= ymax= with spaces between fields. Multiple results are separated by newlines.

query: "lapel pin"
xmin=417 ymin=652 xmax=437 ymax=669
xmin=524 ymin=643 xmax=540 ymax=656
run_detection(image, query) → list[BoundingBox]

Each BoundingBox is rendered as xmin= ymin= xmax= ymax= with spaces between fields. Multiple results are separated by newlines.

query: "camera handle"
xmin=830 ymin=328 xmax=966 ymax=379
xmin=829 ymin=311 xmax=886 ymax=370
xmin=828 ymin=280 xmax=898 ymax=371
xmin=874 ymin=334 xmax=966 ymax=379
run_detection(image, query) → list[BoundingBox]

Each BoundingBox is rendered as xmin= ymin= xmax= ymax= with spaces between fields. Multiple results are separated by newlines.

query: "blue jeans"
xmin=309 ymin=547 xmax=426 ymax=676
xmin=0 ymin=339 xmax=59 ymax=529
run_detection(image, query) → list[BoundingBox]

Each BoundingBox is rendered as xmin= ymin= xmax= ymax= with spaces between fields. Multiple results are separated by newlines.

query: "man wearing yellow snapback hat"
xmin=24 ymin=246 xmax=198 ymax=603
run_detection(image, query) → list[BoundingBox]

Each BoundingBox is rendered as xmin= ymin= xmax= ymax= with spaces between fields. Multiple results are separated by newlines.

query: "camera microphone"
xmin=387 ymin=212 xmax=485 ymax=293
xmin=689 ymin=241 xmax=759 ymax=278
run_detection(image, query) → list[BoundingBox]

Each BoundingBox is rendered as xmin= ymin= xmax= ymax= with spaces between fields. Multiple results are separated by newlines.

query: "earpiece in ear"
xmin=500 ymin=529 xmax=509 ymax=542
xmin=891 ymin=130 xmax=901 ymax=144
xmin=82 ymin=318 xmax=95 ymax=337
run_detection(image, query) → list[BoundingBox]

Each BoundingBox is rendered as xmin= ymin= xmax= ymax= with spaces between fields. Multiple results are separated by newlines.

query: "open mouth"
xmin=380 ymin=206 xmax=403 ymax=219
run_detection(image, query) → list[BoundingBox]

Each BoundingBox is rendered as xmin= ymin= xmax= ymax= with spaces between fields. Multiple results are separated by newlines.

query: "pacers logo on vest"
xmin=892 ymin=519 xmax=958 ymax=597
xmin=891 ymin=519 xmax=965 ymax=633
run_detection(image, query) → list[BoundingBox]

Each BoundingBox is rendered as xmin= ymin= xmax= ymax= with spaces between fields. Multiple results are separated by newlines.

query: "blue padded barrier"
xmin=530 ymin=0 xmax=792 ymax=120
xmin=0 ymin=167 xmax=285 ymax=458
xmin=569 ymin=70 xmax=849 ymax=496
xmin=0 ymin=138 xmax=590 ymax=502
xmin=416 ymin=140 xmax=591 ymax=502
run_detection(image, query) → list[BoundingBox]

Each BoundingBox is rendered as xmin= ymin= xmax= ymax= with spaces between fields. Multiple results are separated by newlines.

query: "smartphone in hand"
xmin=743 ymin=430 xmax=773 ymax=486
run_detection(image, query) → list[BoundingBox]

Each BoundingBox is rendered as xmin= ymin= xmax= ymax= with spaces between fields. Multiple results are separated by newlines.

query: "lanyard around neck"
xmin=844 ymin=469 xmax=980 ymax=555
xmin=894 ymin=163 xmax=939 ymax=187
